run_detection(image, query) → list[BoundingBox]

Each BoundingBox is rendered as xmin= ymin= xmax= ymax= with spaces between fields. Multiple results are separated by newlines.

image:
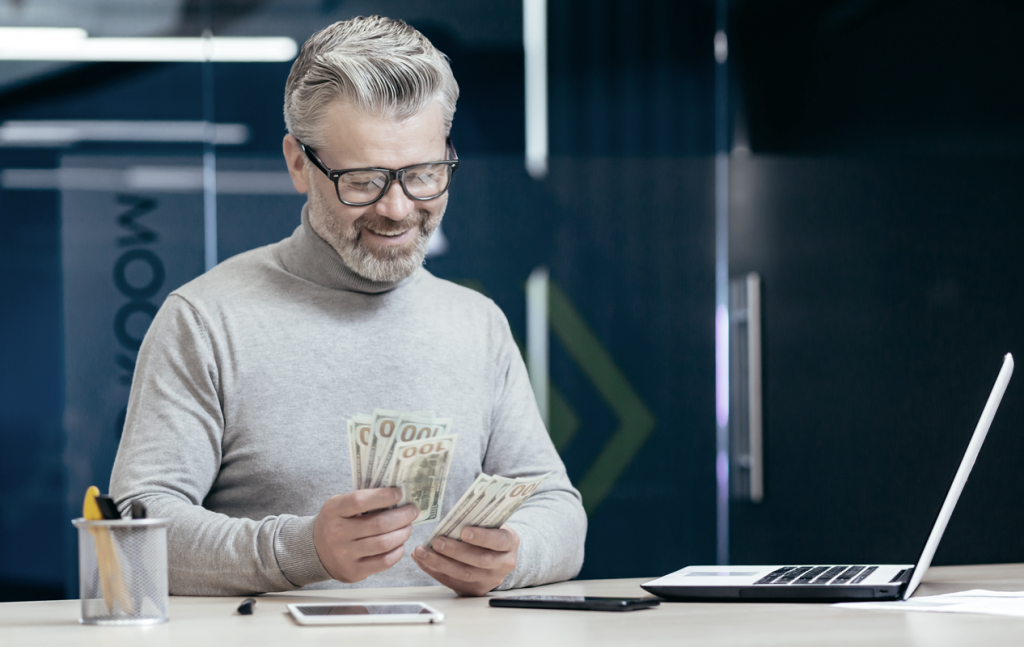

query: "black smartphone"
xmin=489 ymin=595 xmax=660 ymax=612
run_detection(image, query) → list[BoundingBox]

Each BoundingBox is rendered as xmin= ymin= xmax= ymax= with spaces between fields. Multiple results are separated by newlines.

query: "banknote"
xmin=346 ymin=410 xmax=547 ymax=537
xmin=370 ymin=414 xmax=452 ymax=489
xmin=426 ymin=474 xmax=495 ymax=546
xmin=365 ymin=409 xmax=437 ymax=487
xmin=424 ymin=472 xmax=551 ymax=546
xmin=387 ymin=434 xmax=459 ymax=525
xmin=346 ymin=414 xmax=374 ymax=490
xmin=474 ymin=473 xmax=549 ymax=529
xmin=346 ymin=409 xmax=454 ymax=519
xmin=364 ymin=409 xmax=403 ymax=490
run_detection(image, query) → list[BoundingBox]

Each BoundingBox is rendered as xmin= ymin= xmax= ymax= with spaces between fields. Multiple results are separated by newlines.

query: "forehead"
xmin=317 ymin=100 xmax=446 ymax=168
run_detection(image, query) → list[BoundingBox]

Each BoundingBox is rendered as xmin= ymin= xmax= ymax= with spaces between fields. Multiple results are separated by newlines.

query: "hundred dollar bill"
xmin=387 ymin=434 xmax=459 ymax=525
xmin=366 ymin=409 xmax=435 ymax=488
xmin=346 ymin=414 xmax=374 ymax=490
xmin=456 ymin=478 xmax=516 ymax=531
xmin=365 ymin=409 xmax=402 ymax=489
xmin=425 ymin=474 xmax=495 ymax=546
xmin=426 ymin=472 xmax=551 ymax=545
xmin=473 ymin=473 xmax=551 ymax=530
xmin=371 ymin=414 xmax=452 ymax=489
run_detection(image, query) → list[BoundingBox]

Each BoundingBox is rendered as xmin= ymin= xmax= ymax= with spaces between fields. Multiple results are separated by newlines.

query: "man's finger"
xmin=351 ymin=523 xmax=413 ymax=558
xmin=413 ymin=551 xmax=462 ymax=587
xmin=431 ymin=536 xmax=503 ymax=569
xmin=413 ymin=546 xmax=485 ymax=583
xmin=459 ymin=525 xmax=517 ymax=552
xmin=332 ymin=488 xmax=403 ymax=517
xmin=355 ymin=544 xmax=406 ymax=578
xmin=347 ymin=504 xmax=418 ymax=541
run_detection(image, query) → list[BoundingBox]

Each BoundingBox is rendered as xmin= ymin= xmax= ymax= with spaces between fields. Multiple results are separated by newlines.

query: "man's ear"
xmin=282 ymin=134 xmax=310 ymax=194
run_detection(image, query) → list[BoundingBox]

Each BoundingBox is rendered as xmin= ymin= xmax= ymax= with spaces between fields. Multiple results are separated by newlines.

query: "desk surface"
xmin=3 ymin=564 xmax=1024 ymax=646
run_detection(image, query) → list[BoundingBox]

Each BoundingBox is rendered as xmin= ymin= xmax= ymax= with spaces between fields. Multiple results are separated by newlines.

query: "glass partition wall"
xmin=0 ymin=0 xmax=718 ymax=599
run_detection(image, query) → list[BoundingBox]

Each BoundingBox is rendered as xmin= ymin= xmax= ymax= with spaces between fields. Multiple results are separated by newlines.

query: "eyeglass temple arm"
xmin=298 ymin=140 xmax=332 ymax=176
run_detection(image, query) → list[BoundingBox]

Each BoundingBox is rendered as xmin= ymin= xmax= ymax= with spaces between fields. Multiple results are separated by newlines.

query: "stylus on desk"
xmin=237 ymin=598 xmax=256 ymax=615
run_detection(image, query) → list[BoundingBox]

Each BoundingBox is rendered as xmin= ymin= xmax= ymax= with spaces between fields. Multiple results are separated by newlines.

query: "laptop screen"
xmin=903 ymin=353 xmax=1013 ymax=599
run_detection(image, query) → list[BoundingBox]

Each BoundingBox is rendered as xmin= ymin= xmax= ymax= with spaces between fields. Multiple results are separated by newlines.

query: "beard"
xmin=307 ymin=180 xmax=445 ymax=283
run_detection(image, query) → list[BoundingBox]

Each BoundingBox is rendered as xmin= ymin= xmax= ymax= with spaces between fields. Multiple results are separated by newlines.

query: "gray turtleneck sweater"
xmin=109 ymin=208 xmax=587 ymax=596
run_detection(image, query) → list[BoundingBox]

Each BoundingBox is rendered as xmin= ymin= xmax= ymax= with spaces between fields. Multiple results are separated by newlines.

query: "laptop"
xmin=642 ymin=353 xmax=1014 ymax=602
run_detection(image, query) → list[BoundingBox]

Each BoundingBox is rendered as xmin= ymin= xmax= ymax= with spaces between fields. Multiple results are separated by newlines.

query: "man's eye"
xmin=411 ymin=172 xmax=441 ymax=185
xmin=344 ymin=175 xmax=385 ymax=190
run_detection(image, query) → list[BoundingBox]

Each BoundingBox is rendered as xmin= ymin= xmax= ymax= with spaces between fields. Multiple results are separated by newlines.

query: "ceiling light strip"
xmin=0 ymin=37 xmax=298 ymax=62
xmin=0 ymin=120 xmax=249 ymax=146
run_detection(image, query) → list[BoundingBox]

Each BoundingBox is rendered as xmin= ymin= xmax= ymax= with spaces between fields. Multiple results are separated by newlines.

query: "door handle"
xmin=729 ymin=272 xmax=763 ymax=503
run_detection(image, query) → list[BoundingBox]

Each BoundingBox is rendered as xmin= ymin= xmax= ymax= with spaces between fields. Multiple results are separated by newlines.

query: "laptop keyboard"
xmin=754 ymin=566 xmax=879 ymax=585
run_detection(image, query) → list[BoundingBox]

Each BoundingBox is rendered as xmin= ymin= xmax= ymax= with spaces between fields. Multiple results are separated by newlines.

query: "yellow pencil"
xmin=83 ymin=487 xmax=134 ymax=615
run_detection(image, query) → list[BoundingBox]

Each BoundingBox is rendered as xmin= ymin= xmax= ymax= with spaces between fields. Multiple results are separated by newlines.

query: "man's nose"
xmin=374 ymin=179 xmax=415 ymax=221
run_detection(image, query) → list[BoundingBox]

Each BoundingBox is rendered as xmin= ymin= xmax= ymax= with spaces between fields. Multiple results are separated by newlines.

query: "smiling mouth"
xmin=369 ymin=228 xmax=409 ymax=237
xmin=361 ymin=225 xmax=419 ymax=247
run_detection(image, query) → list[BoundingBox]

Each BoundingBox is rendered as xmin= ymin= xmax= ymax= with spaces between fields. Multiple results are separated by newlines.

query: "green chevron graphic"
xmin=456 ymin=278 xmax=656 ymax=516
xmin=547 ymin=282 xmax=657 ymax=515
xmin=547 ymin=383 xmax=579 ymax=451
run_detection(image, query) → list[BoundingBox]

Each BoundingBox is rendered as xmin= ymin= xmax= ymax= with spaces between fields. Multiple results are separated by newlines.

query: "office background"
xmin=1 ymin=0 xmax=1022 ymax=601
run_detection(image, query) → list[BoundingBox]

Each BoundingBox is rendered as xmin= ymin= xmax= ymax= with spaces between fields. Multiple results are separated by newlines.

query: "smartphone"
xmin=288 ymin=602 xmax=445 ymax=625
xmin=489 ymin=595 xmax=660 ymax=612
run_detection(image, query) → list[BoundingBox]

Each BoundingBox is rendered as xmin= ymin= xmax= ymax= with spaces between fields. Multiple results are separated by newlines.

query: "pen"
xmin=95 ymin=495 xmax=120 ymax=520
xmin=237 ymin=598 xmax=256 ymax=615
xmin=131 ymin=499 xmax=148 ymax=519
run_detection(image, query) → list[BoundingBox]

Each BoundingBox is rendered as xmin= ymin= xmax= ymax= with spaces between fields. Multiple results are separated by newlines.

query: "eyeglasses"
xmin=298 ymin=138 xmax=459 ymax=207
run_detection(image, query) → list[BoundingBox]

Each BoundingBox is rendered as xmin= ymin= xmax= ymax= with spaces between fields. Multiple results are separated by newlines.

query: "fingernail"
xmin=394 ymin=489 xmax=402 ymax=502
xmin=414 ymin=546 xmax=426 ymax=559
xmin=435 ymin=538 xmax=446 ymax=551
xmin=464 ymin=529 xmax=475 ymax=542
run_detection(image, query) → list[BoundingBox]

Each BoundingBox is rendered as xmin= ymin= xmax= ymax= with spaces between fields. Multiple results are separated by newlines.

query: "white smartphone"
xmin=287 ymin=602 xmax=445 ymax=625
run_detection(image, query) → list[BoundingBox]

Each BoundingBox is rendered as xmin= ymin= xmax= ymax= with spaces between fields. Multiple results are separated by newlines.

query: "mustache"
xmin=354 ymin=211 xmax=429 ymax=235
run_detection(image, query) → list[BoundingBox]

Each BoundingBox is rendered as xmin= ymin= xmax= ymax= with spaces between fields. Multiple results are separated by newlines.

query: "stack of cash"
xmin=425 ymin=472 xmax=551 ymax=545
xmin=347 ymin=409 xmax=457 ymax=525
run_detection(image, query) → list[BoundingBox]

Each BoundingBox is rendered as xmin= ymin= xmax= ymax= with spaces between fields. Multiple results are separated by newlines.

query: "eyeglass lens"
xmin=336 ymin=163 xmax=453 ymax=204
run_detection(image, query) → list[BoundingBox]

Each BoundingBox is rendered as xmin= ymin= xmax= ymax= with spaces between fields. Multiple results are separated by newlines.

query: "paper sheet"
xmin=834 ymin=590 xmax=1024 ymax=618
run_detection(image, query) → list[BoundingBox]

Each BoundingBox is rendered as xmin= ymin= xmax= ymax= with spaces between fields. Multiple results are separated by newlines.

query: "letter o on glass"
xmin=114 ymin=249 xmax=165 ymax=299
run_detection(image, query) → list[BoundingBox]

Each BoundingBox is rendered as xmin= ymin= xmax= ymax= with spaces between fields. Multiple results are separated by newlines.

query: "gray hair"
xmin=284 ymin=15 xmax=459 ymax=149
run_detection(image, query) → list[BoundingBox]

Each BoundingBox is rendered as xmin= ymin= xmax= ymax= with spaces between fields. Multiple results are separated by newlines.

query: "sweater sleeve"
xmin=109 ymin=295 xmax=332 ymax=595
xmin=482 ymin=308 xmax=588 ymax=590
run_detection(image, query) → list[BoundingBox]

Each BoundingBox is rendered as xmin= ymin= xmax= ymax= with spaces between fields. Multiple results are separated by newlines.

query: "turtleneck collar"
xmin=274 ymin=203 xmax=421 ymax=295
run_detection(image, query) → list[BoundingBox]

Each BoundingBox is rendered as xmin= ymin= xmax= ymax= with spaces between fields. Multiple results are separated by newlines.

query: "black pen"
xmin=131 ymin=499 xmax=148 ymax=519
xmin=94 ymin=494 xmax=121 ymax=520
xmin=237 ymin=598 xmax=256 ymax=615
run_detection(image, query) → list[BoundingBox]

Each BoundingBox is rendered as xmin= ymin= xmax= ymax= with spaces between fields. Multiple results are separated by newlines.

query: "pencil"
xmin=83 ymin=487 xmax=134 ymax=615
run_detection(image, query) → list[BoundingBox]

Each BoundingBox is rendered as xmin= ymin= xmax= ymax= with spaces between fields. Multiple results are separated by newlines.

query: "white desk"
xmin=3 ymin=564 xmax=1024 ymax=646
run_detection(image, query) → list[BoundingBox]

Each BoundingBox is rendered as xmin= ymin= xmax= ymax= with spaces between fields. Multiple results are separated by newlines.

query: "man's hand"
xmin=313 ymin=488 xmax=418 ymax=583
xmin=411 ymin=525 xmax=519 ymax=596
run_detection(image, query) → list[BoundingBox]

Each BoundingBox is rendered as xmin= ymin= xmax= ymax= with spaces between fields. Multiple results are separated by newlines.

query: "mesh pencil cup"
xmin=72 ymin=517 xmax=170 ymax=625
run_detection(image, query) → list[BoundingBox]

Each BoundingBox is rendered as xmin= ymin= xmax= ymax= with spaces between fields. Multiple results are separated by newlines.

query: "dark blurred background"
xmin=1 ymin=0 xmax=1022 ymax=601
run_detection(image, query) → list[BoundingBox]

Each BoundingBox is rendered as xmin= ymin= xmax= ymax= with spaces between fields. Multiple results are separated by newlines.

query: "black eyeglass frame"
xmin=298 ymin=137 xmax=459 ymax=207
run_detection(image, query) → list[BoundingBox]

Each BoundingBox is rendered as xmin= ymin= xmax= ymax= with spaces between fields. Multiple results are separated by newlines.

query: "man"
xmin=110 ymin=15 xmax=586 ymax=596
